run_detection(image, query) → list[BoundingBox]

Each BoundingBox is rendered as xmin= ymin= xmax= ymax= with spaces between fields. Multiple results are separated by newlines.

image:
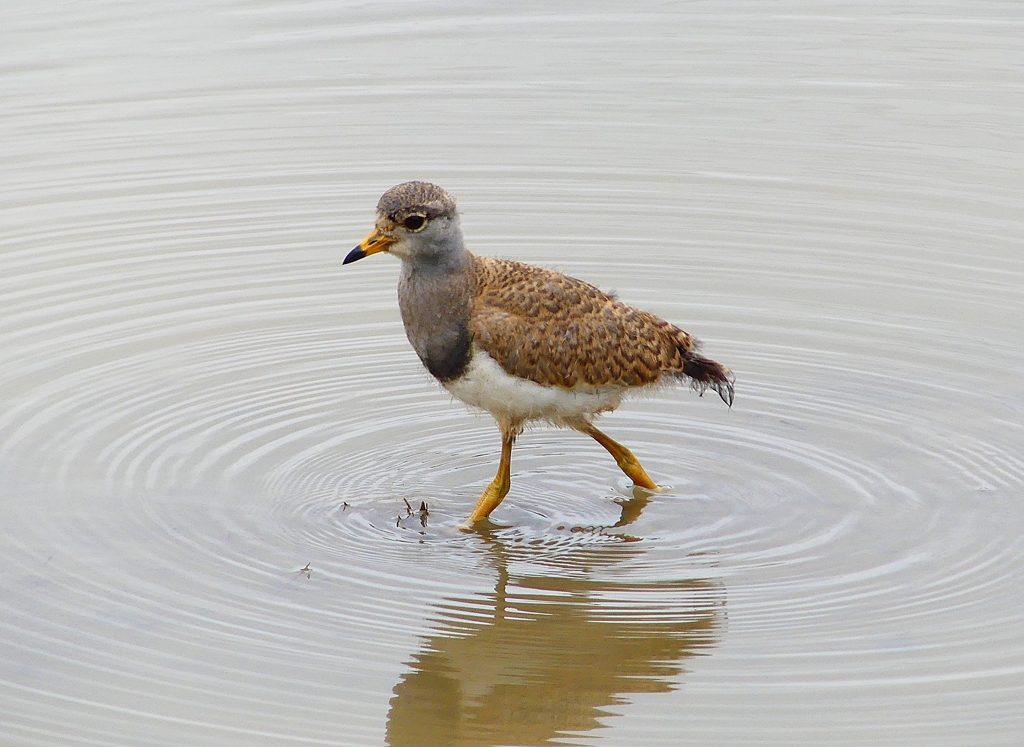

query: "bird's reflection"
xmin=386 ymin=494 xmax=724 ymax=747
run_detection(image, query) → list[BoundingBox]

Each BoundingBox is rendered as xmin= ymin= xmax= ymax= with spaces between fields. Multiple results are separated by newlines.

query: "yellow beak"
xmin=344 ymin=227 xmax=397 ymax=264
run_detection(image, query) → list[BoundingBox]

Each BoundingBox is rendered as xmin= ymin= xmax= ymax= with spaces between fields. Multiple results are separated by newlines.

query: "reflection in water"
xmin=387 ymin=498 xmax=724 ymax=746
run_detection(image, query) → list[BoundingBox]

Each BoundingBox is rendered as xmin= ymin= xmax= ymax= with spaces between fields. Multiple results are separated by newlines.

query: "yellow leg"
xmin=580 ymin=423 xmax=658 ymax=490
xmin=465 ymin=429 xmax=516 ymax=524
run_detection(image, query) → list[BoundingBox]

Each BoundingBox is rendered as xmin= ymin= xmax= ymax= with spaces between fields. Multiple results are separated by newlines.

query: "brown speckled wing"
xmin=468 ymin=256 xmax=700 ymax=389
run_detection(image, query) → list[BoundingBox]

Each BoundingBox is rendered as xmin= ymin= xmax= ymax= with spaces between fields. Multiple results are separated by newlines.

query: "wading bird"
xmin=344 ymin=182 xmax=733 ymax=525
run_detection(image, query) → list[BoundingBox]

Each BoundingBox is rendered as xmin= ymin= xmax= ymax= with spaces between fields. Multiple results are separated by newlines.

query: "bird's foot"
xmin=614 ymin=453 xmax=659 ymax=491
xmin=464 ymin=476 xmax=511 ymax=527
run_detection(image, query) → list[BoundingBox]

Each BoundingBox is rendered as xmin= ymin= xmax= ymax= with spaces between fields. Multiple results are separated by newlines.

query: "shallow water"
xmin=2 ymin=2 xmax=1024 ymax=745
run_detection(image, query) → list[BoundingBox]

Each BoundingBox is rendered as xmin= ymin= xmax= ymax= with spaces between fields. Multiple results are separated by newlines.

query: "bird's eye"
xmin=402 ymin=214 xmax=426 ymax=231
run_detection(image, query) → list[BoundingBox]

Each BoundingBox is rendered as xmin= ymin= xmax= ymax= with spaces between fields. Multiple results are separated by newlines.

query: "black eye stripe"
xmin=403 ymin=215 xmax=426 ymax=231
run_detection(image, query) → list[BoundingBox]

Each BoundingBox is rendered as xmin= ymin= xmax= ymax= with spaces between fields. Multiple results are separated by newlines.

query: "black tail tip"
xmin=682 ymin=353 xmax=735 ymax=408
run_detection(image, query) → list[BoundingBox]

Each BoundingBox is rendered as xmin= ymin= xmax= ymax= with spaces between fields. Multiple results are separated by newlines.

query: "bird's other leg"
xmin=578 ymin=423 xmax=658 ymax=490
xmin=465 ymin=426 xmax=517 ymax=524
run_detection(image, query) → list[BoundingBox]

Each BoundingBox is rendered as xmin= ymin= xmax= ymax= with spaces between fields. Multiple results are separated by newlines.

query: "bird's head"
xmin=344 ymin=181 xmax=462 ymax=266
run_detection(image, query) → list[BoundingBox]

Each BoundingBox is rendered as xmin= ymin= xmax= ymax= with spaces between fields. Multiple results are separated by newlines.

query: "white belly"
xmin=443 ymin=347 xmax=626 ymax=429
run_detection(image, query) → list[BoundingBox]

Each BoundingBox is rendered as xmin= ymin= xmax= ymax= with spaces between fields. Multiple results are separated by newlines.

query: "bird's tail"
xmin=679 ymin=350 xmax=735 ymax=407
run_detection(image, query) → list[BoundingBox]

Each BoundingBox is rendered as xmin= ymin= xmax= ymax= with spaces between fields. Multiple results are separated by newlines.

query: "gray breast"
xmin=397 ymin=262 xmax=474 ymax=382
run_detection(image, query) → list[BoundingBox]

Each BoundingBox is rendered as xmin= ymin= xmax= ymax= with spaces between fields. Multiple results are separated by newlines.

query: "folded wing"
xmin=468 ymin=256 xmax=734 ymax=405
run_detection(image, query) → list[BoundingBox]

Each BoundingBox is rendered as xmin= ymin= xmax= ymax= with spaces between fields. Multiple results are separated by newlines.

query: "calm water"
xmin=2 ymin=2 xmax=1023 ymax=745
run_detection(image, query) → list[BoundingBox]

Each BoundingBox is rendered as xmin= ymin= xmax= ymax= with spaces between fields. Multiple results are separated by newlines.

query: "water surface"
xmin=2 ymin=2 xmax=1023 ymax=745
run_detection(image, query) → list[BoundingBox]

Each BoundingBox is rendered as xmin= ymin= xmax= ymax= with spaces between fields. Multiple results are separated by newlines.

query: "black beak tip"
xmin=343 ymin=246 xmax=366 ymax=265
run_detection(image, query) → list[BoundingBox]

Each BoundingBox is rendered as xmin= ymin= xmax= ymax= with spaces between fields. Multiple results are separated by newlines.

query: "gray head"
xmin=344 ymin=182 xmax=463 ymax=266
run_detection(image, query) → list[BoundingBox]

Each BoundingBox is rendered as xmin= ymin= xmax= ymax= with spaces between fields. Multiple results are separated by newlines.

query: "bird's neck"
xmin=397 ymin=249 xmax=476 ymax=382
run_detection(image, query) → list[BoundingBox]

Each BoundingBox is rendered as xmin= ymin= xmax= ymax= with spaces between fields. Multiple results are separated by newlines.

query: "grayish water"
xmin=3 ymin=2 xmax=1023 ymax=745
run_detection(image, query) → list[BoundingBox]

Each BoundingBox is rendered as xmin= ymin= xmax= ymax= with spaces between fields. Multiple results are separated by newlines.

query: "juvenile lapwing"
xmin=344 ymin=182 xmax=733 ymax=525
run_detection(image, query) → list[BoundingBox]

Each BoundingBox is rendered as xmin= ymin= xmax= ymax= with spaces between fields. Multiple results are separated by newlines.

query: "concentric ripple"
xmin=3 ymin=1 xmax=1024 ymax=746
